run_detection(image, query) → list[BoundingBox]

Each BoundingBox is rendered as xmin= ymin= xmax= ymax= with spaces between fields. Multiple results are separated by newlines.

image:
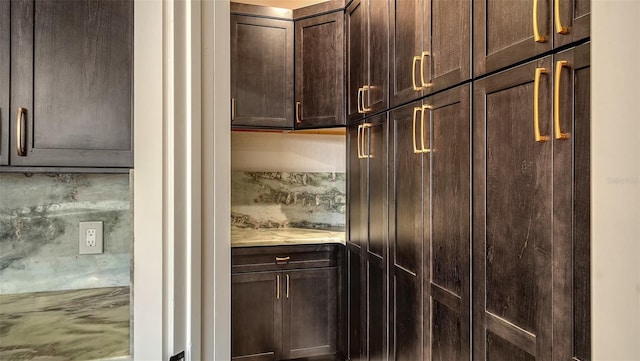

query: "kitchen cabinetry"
xmin=231 ymin=13 xmax=294 ymax=129
xmin=346 ymin=0 xmax=388 ymax=123
xmin=389 ymin=0 xmax=471 ymax=107
xmin=0 ymin=0 xmax=8 ymax=166
xmin=231 ymin=244 xmax=341 ymax=361
xmin=472 ymin=43 xmax=590 ymax=360
xmin=473 ymin=0 xmax=589 ymax=76
xmin=294 ymin=11 xmax=344 ymax=129
xmin=9 ymin=0 xmax=133 ymax=168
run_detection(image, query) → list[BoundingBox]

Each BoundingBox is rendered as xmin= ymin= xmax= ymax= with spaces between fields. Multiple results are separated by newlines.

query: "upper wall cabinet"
xmin=0 ymin=0 xmax=8 ymax=166
xmin=389 ymin=0 xmax=471 ymax=107
xmin=231 ymin=13 xmax=294 ymax=129
xmin=9 ymin=0 xmax=133 ymax=168
xmin=346 ymin=0 xmax=389 ymax=123
xmin=294 ymin=11 xmax=345 ymax=129
xmin=473 ymin=0 xmax=589 ymax=76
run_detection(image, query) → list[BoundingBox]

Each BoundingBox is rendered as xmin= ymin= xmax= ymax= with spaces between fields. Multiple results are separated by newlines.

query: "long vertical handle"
xmin=420 ymin=104 xmax=432 ymax=153
xmin=361 ymin=123 xmax=372 ymax=158
xmin=420 ymin=51 xmax=431 ymax=87
xmin=412 ymin=107 xmax=422 ymax=154
xmin=412 ymin=56 xmax=422 ymax=91
xmin=534 ymin=67 xmax=549 ymax=142
xmin=295 ymin=101 xmax=302 ymax=124
xmin=276 ymin=274 xmax=281 ymax=300
xmin=357 ymin=124 xmax=363 ymax=159
xmin=231 ymin=98 xmax=236 ymax=121
xmin=554 ymin=60 xmax=570 ymax=140
xmin=533 ymin=0 xmax=546 ymax=43
xmin=555 ymin=0 xmax=568 ymax=34
xmin=362 ymin=86 xmax=371 ymax=112
xmin=16 ymin=107 xmax=26 ymax=156
xmin=357 ymin=87 xmax=364 ymax=114
xmin=285 ymin=274 xmax=290 ymax=299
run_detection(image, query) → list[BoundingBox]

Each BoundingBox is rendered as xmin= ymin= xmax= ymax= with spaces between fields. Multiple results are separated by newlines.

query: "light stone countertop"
xmin=231 ymin=226 xmax=345 ymax=247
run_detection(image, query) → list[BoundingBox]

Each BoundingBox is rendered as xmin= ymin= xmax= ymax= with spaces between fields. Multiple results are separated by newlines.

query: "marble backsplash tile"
xmin=232 ymin=172 xmax=346 ymax=231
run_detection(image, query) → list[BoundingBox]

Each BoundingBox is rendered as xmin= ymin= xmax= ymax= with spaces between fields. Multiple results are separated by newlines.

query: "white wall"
xmin=231 ymin=131 xmax=346 ymax=172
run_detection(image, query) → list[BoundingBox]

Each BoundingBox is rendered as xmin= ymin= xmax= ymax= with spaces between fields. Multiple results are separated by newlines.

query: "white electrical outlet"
xmin=79 ymin=221 xmax=103 ymax=255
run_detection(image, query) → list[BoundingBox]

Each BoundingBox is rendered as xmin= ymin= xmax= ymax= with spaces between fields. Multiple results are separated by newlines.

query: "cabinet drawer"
xmin=232 ymin=244 xmax=340 ymax=273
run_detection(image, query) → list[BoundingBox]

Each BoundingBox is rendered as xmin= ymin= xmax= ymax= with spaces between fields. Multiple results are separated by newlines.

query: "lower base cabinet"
xmin=232 ymin=244 xmax=342 ymax=361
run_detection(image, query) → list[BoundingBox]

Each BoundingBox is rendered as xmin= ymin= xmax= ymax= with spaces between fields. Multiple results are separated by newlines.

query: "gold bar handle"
xmin=357 ymin=87 xmax=364 ymax=114
xmin=555 ymin=0 xmax=568 ymax=34
xmin=231 ymin=98 xmax=235 ymax=121
xmin=533 ymin=0 xmax=546 ymax=43
xmin=534 ymin=67 xmax=549 ymax=142
xmin=16 ymin=107 xmax=26 ymax=156
xmin=412 ymin=107 xmax=422 ymax=154
xmin=275 ymin=256 xmax=291 ymax=262
xmin=286 ymin=274 xmax=290 ymax=299
xmin=362 ymin=86 xmax=371 ymax=112
xmin=554 ymin=60 xmax=570 ymax=140
xmin=357 ymin=124 xmax=363 ymax=159
xmin=412 ymin=56 xmax=422 ymax=91
xmin=276 ymin=274 xmax=281 ymax=299
xmin=420 ymin=104 xmax=432 ymax=153
xmin=420 ymin=51 xmax=431 ymax=87
xmin=362 ymin=123 xmax=372 ymax=158
xmin=295 ymin=101 xmax=302 ymax=124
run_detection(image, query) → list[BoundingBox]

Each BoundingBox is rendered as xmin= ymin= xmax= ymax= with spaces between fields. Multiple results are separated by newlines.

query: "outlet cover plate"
xmin=79 ymin=221 xmax=104 ymax=255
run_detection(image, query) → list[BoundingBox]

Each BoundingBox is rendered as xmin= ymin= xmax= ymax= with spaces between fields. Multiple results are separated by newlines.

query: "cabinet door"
xmin=552 ymin=43 xmax=590 ymax=361
xmin=346 ymin=0 xmax=366 ymax=123
xmin=424 ymin=0 xmax=471 ymax=94
xmin=348 ymin=122 xmax=368 ymax=247
xmin=554 ymin=0 xmax=590 ymax=47
xmin=473 ymin=56 xmax=553 ymax=361
xmin=426 ymin=84 xmax=471 ymax=360
xmin=294 ymin=12 xmax=344 ymax=129
xmin=347 ymin=243 xmax=365 ymax=361
xmin=388 ymin=100 xmax=425 ymax=361
xmin=10 ymin=0 xmax=133 ymax=168
xmin=231 ymin=15 xmax=293 ymax=129
xmin=232 ymin=272 xmax=282 ymax=361
xmin=363 ymin=0 xmax=389 ymax=115
xmin=283 ymin=268 xmax=337 ymax=360
xmin=389 ymin=0 xmax=425 ymax=107
xmin=0 ymin=0 xmax=8 ymax=166
xmin=473 ymin=0 xmax=552 ymax=76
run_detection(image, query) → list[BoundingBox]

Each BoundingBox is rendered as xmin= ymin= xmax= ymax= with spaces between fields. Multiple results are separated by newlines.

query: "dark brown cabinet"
xmin=472 ymin=43 xmax=590 ymax=361
xmin=346 ymin=0 xmax=389 ymax=123
xmin=389 ymin=0 xmax=471 ymax=107
xmin=294 ymin=11 xmax=344 ymax=129
xmin=0 ymin=0 xmax=8 ymax=166
xmin=9 ymin=0 xmax=133 ymax=168
xmin=231 ymin=13 xmax=294 ymax=129
xmin=231 ymin=245 xmax=340 ymax=361
xmin=474 ymin=0 xmax=590 ymax=77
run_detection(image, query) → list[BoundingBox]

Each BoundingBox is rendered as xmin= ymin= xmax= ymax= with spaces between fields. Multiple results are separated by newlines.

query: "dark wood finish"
xmin=473 ymin=0 xmax=552 ymax=76
xmin=473 ymin=56 xmax=554 ymax=360
xmin=389 ymin=0 xmax=471 ymax=107
xmin=552 ymin=42 xmax=590 ymax=361
xmin=294 ymin=12 xmax=345 ymax=129
xmin=232 ymin=244 xmax=339 ymax=273
xmin=0 ymin=0 xmax=8 ymax=166
xmin=231 ymin=2 xmax=293 ymax=20
xmin=231 ymin=14 xmax=294 ymax=129
xmin=345 ymin=0 xmax=365 ymax=123
xmin=348 ymin=123 xmax=367 ymax=247
xmin=284 ymin=268 xmax=338 ymax=360
xmin=10 ymin=0 xmax=133 ymax=168
xmin=293 ymin=1 xmax=344 ymax=20
xmin=346 ymin=243 xmax=364 ymax=361
xmin=232 ymin=271 xmax=282 ymax=361
xmin=554 ymin=0 xmax=590 ymax=47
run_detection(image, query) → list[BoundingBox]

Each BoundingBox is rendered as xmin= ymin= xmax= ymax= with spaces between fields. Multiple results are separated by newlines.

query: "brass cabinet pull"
xmin=533 ymin=0 xmax=546 ymax=42
xmin=555 ymin=0 xmax=568 ymax=34
xmin=361 ymin=123 xmax=372 ymax=158
xmin=357 ymin=87 xmax=364 ymax=114
xmin=357 ymin=124 xmax=363 ymax=159
xmin=295 ymin=101 xmax=302 ymax=124
xmin=534 ymin=67 xmax=549 ymax=142
xmin=412 ymin=56 xmax=422 ymax=91
xmin=285 ymin=274 xmax=290 ymax=299
xmin=412 ymin=107 xmax=422 ymax=154
xmin=16 ymin=107 xmax=26 ymax=156
xmin=420 ymin=104 xmax=432 ymax=153
xmin=420 ymin=51 xmax=431 ymax=87
xmin=362 ymin=85 xmax=371 ymax=112
xmin=231 ymin=98 xmax=235 ymax=121
xmin=276 ymin=274 xmax=281 ymax=299
xmin=554 ymin=60 xmax=570 ymax=140
xmin=275 ymin=256 xmax=291 ymax=262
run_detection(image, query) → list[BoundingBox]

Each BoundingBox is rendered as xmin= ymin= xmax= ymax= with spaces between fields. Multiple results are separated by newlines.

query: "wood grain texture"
xmin=295 ymin=12 xmax=345 ymax=129
xmin=10 ymin=0 xmax=133 ymax=168
xmin=367 ymin=118 xmax=386 ymax=258
xmin=348 ymin=123 xmax=367 ymax=247
xmin=364 ymin=0 xmax=389 ymax=115
xmin=389 ymin=0 xmax=424 ymax=107
xmin=367 ymin=256 xmax=386 ymax=361
xmin=0 ymin=0 xmax=8 ymax=166
xmin=293 ymin=1 xmax=344 ymax=20
xmin=347 ymin=243 xmax=365 ymax=361
xmin=554 ymin=0 xmax=590 ymax=47
xmin=345 ymin=0 xmax=364 ymax=123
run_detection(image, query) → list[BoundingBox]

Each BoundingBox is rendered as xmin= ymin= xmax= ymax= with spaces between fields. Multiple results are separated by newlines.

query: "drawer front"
xmin=232 ymin=244 xmax=340 ymax=273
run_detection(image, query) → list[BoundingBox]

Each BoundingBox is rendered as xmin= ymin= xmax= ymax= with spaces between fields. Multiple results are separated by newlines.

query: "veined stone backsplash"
xmin=232 ymin=172 xmax=346 ymax=231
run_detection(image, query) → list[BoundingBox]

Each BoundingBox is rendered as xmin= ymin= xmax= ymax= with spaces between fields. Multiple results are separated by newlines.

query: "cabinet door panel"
xmin=346 ymin=0 xmax=365 ymax=123
xmin=348 ymin=123 xmax=367 ymax=247
xmin=367 ymin=116 xmax=387 ymax=258
xmin=232 ymin=272 xmax=281 ymax=361
xmin=364 ymin=0 xmax=389 ymax=114
xmin=391 ymin=268 xmax=422 ymax=361
xmin=284 ymin=268 xmax=337 ymax=359
xmin=473 ymin=57 xmax=553 ymax=361
xmin=367 ymin=256 xmax=386 ymax=361
xmin=347 ymin=244 xmax=365 ymax=361
xmin=554 ymin=0 xmax=590 ymax=47
xmin=473 ymin=0 xmax=552 ymax=76
xmin=11 ymin=0 xmax=133 ymax=167
xmin=389 ymin=0 xmax=424 ymax=106
xmin=295 ymin=12 xmax=344 ymax=129
xmin=0 ymin=0 xmax=8 ymax=166
xmin=231 ymin=15 xmax=293 ymax=128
